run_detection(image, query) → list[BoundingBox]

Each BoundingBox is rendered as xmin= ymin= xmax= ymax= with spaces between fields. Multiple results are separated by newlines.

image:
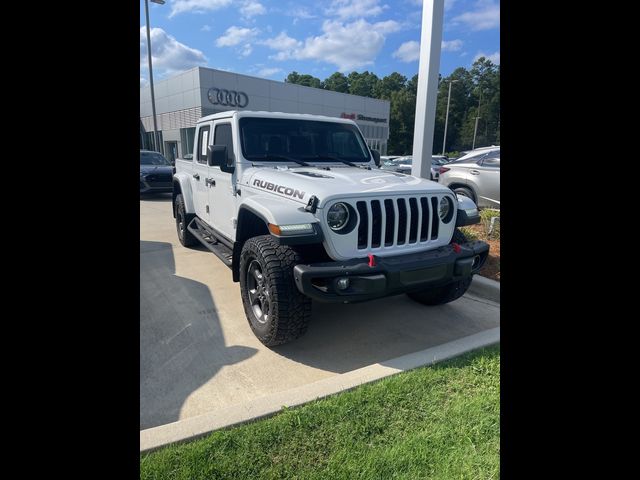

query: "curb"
xmin=140 ymin=326 xmax=500 ymax=454
xmin=468 ymin=275 xmax=500 ymax=303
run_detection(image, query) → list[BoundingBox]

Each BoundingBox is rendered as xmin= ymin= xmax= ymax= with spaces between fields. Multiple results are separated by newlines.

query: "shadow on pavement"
xmin=140 ymin=241 xmax=257 ymax=430
xmin=272 ymin=293 xmax=499 ymax=374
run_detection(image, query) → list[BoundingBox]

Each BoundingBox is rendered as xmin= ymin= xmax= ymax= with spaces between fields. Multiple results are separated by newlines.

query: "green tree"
xmin=323 ymin=72 xmax=349 ymax=93
xmin=285 ymin=71 xmax=323 ymax=89
xmin=374 ymin=72 xmax=407 ymax=99
xmin=284 ymin=61 xmax=499 ymax=155
xmin=388 ymin=88 xmax=417 ymax=155
xmin=347 ymin=71 xmax=380 ymax=98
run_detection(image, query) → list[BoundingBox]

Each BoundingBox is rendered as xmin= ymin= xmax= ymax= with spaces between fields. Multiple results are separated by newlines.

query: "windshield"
xmin=239 ymin=118 xmax=371 ymax=162
xmin=140 ymin=151 xmax=171 ymax=166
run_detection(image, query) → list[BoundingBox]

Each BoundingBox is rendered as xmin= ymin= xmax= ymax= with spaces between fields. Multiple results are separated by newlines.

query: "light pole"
xmin=411 ymin=0 xmax=445 ymax=179
xmin=441 ymin=79 xmax=458 ymax=155
xmin=472 ymin=116 xmax=481 ymax=149
xmin=472 ymin=88 xmax=482 ymax=150
xmin=144 ymin=0 xmax=165 ymax=154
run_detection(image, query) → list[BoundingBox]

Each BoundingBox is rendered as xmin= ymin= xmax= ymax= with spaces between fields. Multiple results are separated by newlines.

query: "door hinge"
xmin=232 ymin=218 xmax=237 ymax=229
xmin=206 ymin=205 xmax=209 ymax=213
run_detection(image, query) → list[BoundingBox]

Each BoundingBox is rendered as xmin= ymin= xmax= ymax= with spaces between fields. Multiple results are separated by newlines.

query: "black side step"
xmin=187 ymin=218 xmax=233 ymax=268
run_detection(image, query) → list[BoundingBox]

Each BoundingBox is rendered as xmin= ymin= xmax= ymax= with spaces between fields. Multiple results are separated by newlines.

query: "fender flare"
xmin=232 ymin=196 xmax=323 ymax=282
xmin=172 ymin=172 xmax=195 ymax=217
xmin=455 ymin=194 xmax=480 ymax=227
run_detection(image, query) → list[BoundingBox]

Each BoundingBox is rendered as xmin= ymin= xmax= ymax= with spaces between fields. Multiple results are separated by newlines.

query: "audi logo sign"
xmin=207 ymin=88 xmax=249 ymax=108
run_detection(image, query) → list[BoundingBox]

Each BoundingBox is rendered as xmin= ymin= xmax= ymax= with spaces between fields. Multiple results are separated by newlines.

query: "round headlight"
xmin=439 ymin=197 xmax=453 ymax=223
xmin=327 ymin=202 xmax=350 ymax=231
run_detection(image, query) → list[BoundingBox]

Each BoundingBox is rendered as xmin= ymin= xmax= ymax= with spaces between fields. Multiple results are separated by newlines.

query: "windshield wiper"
xmin=247 ymin=154 xmax=310 ymax=167
xmin=308 ymin=155 xmax=370 ymax=169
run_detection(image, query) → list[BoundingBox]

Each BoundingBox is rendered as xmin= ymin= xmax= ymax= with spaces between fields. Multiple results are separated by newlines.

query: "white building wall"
xmin=141 ymin=67 xmax=391 ymax=155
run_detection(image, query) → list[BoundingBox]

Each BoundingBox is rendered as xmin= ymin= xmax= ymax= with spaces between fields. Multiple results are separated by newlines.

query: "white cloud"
xmin=240 ymin=43 xmax=253 ymax=57
xmin=266 ymin=19 xmax=400 ymax=71
xmin=327 ymin=0 xmax=386 ymax=20
xmin=392 ymin=40 xmax=420 ymax=62
xmin=215 ymin=26 xmax=259 ymax=47
xmin=169 ymin=0 xmax=232 ymax=18
xmin=441 ymin=39 xmax=463 ymax=51
xmin=258 ymin=67 xmax=282 ymax=77
xmin=288 ymin=7 xmax=316 ymax=20
xmin=260 ymin=32 xmax=301 ymax=51
xmin=240 ymin=1 xmax=266 ymax=18
xmin=473 ymin=51 xmax=500 ymax=64
xmin=453 ymin=0 xmax=500 ymax=31
xmin=374 ymin=20 xmax=403 ymax=34
xmin=140 ymin=77 xmax=148 ymax=88
xmin=201 ymin=24 xmax=211 ymax=31
xmin=140 ymin=27 xmax=208 ymax=75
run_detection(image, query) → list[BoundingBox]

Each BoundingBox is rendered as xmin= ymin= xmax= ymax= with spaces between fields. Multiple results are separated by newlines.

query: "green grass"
xmin=479 ymin=209 xmax=500 ymax=240
xmin=460 ymin=227 xmax=480 ymax=241
xmin=140 ymin=346 xmax=500 ymax=480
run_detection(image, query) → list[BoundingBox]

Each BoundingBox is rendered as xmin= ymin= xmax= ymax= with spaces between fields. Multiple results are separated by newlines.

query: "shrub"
xmin=480 ymin=209 xmax=500 ymax=239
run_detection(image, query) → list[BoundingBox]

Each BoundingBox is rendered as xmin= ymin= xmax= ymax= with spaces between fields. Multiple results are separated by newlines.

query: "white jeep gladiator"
xmin=173 ymin=111 xmax=489 ymax=346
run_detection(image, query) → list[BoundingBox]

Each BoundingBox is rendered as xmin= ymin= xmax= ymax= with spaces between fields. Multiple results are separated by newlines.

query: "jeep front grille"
xmin=355 ymin=196 xmax=440 ymax=250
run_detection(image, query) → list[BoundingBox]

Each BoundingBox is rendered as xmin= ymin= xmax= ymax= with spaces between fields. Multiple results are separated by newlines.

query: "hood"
xmin=140 ymin=165 xmax=173 ymax=175
xmin=242 ymin=165 xmax=453 ymax=207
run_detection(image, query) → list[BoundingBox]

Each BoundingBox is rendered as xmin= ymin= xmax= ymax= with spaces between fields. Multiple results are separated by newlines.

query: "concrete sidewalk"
xmin=141 ymin=326 xmax=499 ymax=453
xmin=140 ymin=194 xmax=500 ymax=438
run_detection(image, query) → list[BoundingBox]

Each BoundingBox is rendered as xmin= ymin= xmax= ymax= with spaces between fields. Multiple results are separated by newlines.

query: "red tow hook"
xmin=368 ymin=254 xmax=376 ymax=267
xmin=451 ymin=243 xmax=461 ymax=253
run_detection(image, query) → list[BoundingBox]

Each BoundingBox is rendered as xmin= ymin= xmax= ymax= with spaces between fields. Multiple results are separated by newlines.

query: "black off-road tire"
xmin=453 ymin=186 xmax=476 ymax=203
xmin=239 ymin=235 xmax=312 ymax=346
xmin=175 ymin=194 xmax=197 ymax=247
xmin=407 ymin=228 xmax=473 ymax=306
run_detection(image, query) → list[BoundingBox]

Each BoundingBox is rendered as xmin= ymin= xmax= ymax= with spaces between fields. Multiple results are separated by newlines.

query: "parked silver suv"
xmin=439 ymin=148 xmax=500 ymax=208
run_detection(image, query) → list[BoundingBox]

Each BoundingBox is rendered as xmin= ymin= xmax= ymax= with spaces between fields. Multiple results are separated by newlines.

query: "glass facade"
xmin=144 ymin=131 xmax=164 ymax=153
xmin=180 ymin=127 xmax=196 ymax=157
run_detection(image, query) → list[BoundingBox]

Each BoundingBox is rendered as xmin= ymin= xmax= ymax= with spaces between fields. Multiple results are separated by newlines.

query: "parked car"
xmin=140 ymin=150 xmax=173 ymax=194
xmin=379 ymin=155 xmax=440 ymax=181
xmin=172 ymin=110 xmax=487 ymax=346
xmin=431 ymin=156 xmax=449 ymax=167
xmin=438 ymin=148 xmax=500 ymax=208
xmin=456 ymin=146 xmax=499 ymax=163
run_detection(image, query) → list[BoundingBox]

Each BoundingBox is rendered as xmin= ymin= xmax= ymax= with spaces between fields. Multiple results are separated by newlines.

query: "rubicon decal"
xmin=253 ymin=179 xmax=305 ymax=200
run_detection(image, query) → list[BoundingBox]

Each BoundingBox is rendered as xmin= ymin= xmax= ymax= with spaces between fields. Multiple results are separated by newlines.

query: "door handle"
xmin=469 ymin=170 xmax=480 ymax=175
xmin=193 ymin=173 xmax=200 ymax=180
xmin=206 ymin=178 xmax=216 ymax=187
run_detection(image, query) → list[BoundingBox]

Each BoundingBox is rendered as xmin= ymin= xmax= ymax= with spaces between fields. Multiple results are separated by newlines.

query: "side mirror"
xmin=208 ymin=145 xmax=227 ymax=167
xmin=371 ymin=149 xmax=381 ymax=167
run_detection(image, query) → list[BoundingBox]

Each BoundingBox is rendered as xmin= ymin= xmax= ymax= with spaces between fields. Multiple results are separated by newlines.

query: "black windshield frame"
xmin=239 ymin=117 xmax=372 ymax=163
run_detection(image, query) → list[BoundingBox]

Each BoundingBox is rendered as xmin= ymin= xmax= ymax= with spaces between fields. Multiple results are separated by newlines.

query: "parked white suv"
xmin=439 ymin=147 xmax=500 ymax=208
xmin=172 ymin=111 xmax=488 ymax=346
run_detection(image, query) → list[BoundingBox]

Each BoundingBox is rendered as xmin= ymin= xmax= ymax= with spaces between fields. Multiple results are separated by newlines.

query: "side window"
xmin=214 ymin=123 xmax=235 ymax=161
xmin=480 ymin=151 xmax=500 ymax=167
xmin=482 ymin=156 xmax=500 ymax=167
xmin=197 ymin=125 xmax=210 ymax=164
xmin=474 ymin=153 xmax=488 ymax=165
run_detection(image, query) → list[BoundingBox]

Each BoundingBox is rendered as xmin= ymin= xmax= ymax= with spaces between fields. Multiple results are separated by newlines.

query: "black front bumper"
xmin=293 ymin=241 xmax=489 ymax=303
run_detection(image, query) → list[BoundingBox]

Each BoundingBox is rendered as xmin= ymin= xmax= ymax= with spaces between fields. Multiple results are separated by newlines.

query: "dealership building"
xmin=140 ymin=66 xmax=391 ymax=161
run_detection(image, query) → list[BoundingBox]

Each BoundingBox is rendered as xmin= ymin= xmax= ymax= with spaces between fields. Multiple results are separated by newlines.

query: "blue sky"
xmin=140 ymin=0 xmax=499 ymax=87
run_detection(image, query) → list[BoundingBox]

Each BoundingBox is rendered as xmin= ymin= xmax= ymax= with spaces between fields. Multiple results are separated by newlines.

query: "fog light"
xmin=336 ymin=277 xmax=350 ymax=290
